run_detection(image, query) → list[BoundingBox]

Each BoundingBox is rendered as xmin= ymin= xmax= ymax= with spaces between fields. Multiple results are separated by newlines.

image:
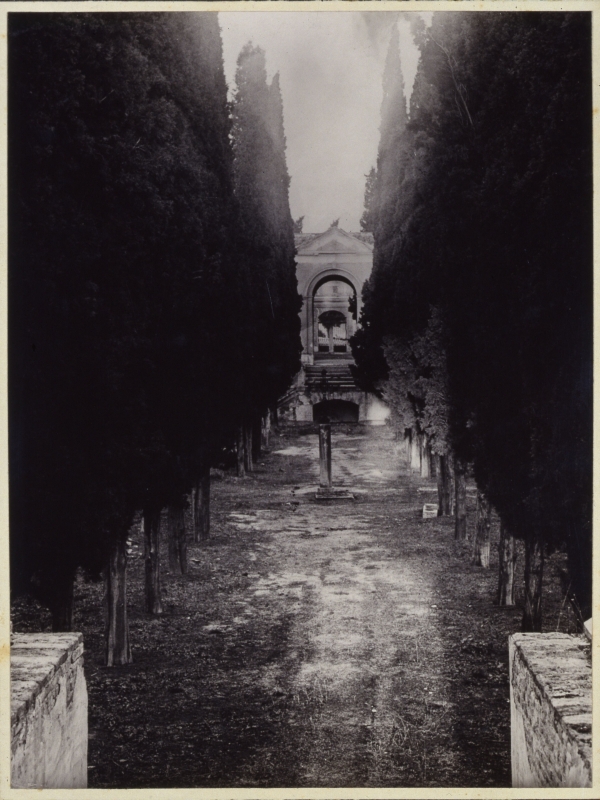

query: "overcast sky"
xmin=219 ymin=12 xmax=426 ymax=233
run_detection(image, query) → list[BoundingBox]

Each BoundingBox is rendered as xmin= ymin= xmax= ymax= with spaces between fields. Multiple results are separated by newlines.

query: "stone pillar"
xmin=11 ymin=632 xmax=88 ymax=788
xmin=319 ymin=423 xmax=332 ymax=489
xmin=306 ymin=294 xmax=314 ymax=358
xmin=510 ymin=632 xmax=591 ymax=788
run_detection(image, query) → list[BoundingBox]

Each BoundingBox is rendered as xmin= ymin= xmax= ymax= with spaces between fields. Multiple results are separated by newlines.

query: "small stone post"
xmin=319 ymin=423 xmax=332 ymax=490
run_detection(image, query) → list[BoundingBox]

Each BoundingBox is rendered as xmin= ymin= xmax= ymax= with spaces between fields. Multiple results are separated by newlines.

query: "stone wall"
xmin=11 ymin=632 xmax=88 ymax=788
xmin=510 ymin=632 xmax=591 ymax=788
xmin=281 ymin=386 xmax=390 ymax=425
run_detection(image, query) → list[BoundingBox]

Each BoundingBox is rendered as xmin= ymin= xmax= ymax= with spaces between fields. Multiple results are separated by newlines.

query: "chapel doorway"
xmin=318 ymin=310 xmax=348 ymax=354
xmin=313 ymin=278 xmax=355 ymax=357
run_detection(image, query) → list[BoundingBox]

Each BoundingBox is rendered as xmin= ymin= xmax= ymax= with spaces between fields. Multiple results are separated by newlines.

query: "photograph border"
xmin=0 ymin=2 xmax=597 ymax=798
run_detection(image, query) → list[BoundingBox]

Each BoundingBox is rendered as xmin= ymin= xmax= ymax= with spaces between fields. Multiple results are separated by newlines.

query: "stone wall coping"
xmin=511 ymin=632 xmax=592 ymax=749
xmin=11 ymin=633 xmax=84 ymax=728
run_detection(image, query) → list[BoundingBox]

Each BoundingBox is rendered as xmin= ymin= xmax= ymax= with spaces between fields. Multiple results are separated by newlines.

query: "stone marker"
xmin=319 ymin=423 xmax=332 ymax=490
xmin=583 ymin=618 xmax=592 ymax=640
xmin=315 ymin=423 xmax=354 ymax=501
xmin=423 ymin=503 xmax=439 ymax=518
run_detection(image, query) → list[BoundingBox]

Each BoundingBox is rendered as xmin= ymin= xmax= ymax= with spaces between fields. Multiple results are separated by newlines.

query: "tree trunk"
xmin=410 ymin=430 xmax=420 ymax=471
xmin=403 ymin=429 xmax=411 ymax=464
xmin=49 ymin=571 xmax=75 ymax=632
xmin=252 ymin=417 xmax=262 ymax=462
xmin=143 ymin=508 xmax=163 ymax=615
xmin=236 ymin=426 xmax=245 ymax=477
xmin=420 ymin=438 xmax=431 ymax=478
xmin=436 ymin=454 xmax=452 ymax=515
xmin=454 ymin=460 xmax=467 ymax=540
xmin=261 ymin=413 xmax=271 ymax=451
xmin=194 ymin=466 xmax=210 ymax=542
xmin=167 ymin=504 xmax=187 ymax=575
xmin=243 ymin=423 xmax=253 ymax=472
xmin=497 ymin=521 xmax=517 ymax=606
xmin=105 ymin=537 xmax=132 ymax=666
xmin=523 ymin=530 xmax=544 ymax=631
xmin=473 ymin=491 xmax=491 ymax=567
xmin=449 ymin=455 xmax=456 ymax=516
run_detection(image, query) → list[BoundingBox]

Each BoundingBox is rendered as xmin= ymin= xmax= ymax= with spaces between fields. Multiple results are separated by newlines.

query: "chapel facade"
xmin=278 ymin=225 xmax=389 ymax=424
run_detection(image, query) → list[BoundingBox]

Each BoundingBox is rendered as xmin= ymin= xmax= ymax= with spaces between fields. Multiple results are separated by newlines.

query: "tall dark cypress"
xmin=9 ymin=12 xmax=246 ymax=658
xmin=374 ymin=25 xmax=408 ymax=233
xmin=351 ymin=24 xmax=409 ymax=393
xmin=352 ymin=12 xmax=592 ymax=628
xmin=231 ymin=44 xmax=301 ymax=433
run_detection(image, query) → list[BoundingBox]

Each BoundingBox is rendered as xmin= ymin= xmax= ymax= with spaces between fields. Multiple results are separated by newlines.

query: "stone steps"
xmin=305 ymin=363 xmax=357 ymax=390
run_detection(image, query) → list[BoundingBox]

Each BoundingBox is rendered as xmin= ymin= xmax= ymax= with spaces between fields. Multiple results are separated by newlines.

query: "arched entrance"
xmin=312 ymin=276 xmax=356 ymax=360
xmin=317 ymin=310 xmax=347 ymax=354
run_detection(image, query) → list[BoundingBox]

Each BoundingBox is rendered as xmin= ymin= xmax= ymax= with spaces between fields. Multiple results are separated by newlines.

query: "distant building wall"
xmin=11 ymin=632 xmax=88 ymax=789
xmin=281 ymin=226 xmax=387 ymax=423
xmin=510 ymin=632 xmax=591 ymax=788
xmin=295 ymin=227 xmax=373 ymax=365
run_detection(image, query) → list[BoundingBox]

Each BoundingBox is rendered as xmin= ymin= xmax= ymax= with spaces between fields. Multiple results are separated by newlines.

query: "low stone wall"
xmin=510 ymin=632 xmax=591 ymax=788
xmin=11 ymin=632 xmax=88 ymax=788
xmin=284 ymin=388 xmax=390 ymax=425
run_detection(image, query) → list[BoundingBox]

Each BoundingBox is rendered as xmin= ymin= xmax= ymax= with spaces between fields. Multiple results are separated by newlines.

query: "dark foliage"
xmin=231 ymin=45 xmax=302 ymax=428
xmin=9 ymin=15 xmax=301 ymax=622
xmin=353 ymin=13 xmax=592 ymax=618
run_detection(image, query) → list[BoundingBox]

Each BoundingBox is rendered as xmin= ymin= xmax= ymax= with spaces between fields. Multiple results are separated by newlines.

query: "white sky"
xmin=219 ymin=12 xmax=425 ymax=232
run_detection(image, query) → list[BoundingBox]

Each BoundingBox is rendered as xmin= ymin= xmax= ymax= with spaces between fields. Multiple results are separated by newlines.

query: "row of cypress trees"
xmin=9 ymin=13 xmax=301 ymax=662
xmin=352 ymin=12 xmax=592 ymax=631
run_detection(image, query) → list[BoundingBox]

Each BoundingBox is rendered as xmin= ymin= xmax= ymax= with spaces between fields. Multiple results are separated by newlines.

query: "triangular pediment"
xmin=295 ymin=227 xmax=373 ymax=256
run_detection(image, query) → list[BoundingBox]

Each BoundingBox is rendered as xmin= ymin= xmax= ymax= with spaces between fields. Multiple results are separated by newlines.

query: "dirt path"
xmin=230 ymin=429 xmax=451 ymax=786
xmin=91 ymin=425 xmax=518 ymax=788
xmin=15 ymin=423 xmax=577 ymax=788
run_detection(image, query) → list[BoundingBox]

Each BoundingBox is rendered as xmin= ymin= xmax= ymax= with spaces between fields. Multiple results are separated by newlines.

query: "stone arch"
xmin=306 ymin=267 xmax=359 ymax=300
xmin=305 ymin=268 xmax=360 ymax=359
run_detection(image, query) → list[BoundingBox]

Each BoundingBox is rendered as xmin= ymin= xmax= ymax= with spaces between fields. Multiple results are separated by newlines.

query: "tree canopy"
xmin=231 ymin=44 xmax=302 ymax=426
xmin=9 ymin=15 xmax=302 ymax=624
xmin=352 ymin=12 xmax=592 ymax=622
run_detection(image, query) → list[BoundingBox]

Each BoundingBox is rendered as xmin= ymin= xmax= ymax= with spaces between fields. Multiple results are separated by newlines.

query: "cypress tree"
xmin=353 ymin=12 xmax=592 ymax=628
xmin=351 ymin=24 xmax=409 ymax=395
xmin=9 ymin=12 xmax=247 ymax=658
xmin=231 ymin=44 xmax=301 ymax=454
